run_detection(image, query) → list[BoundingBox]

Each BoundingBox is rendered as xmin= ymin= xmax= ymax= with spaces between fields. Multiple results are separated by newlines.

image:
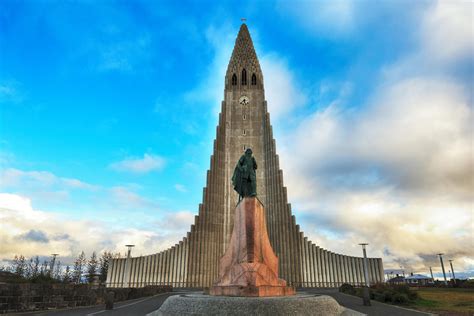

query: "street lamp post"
xmin=359 ymin=243 xmax=371 ymax=306
xmin=123 ymin=245 xmax=135 ymax=288
xmin=449 ymin=260 xmax=456 ymax=284
xmin=438 ymin=253 xmax=448 ymax=286
xmin=429 ymin=266 xmax=434 ymax=283
xmin=125 ymin=245 xmax=135 ymax=259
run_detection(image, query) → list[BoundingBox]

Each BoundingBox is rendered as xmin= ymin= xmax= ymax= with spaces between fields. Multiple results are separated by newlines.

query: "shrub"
xmin=368 ymin=283 xmax=418 ymax=304
xmin=340 ymin=282 xmax=418 ymax=305
xmin=460 ymin=279 xmax=474 ymax=288
xmin=354 ymin=287 xmax=364 ymax=297
xmin=382 ymin=290 xmax=394 ymax=302
xmin=30 ymin=274 xmax=60 ymax=284
xmin=391 ymin=284 xmax=410 ymax=294
xmin=372 ymin=292 xmax=384 ymax=301
xmin=339 ymin=283 xmax=356 ymax=295
xmin=391 ymin=293 xmax=409 ymax=304
xmin=407 ymin=289 xmax=419 ymax=300
xmin=392 ymin=284 xmax=418 ymax=300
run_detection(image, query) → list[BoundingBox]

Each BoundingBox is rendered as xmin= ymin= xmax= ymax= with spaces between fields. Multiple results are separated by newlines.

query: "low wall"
xmin=0 ymin=283 xmax=172 ymax=314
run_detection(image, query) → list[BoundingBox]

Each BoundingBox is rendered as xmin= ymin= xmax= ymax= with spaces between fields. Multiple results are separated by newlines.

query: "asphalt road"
xmin=15 ymin=289 xmax=433 ymax=316
xmin=15 ymin=291 xmax=193 ymax=316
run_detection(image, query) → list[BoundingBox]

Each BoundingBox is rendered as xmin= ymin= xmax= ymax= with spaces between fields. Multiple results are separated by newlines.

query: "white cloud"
xmin=61 ymin=178 xmax=98 ymax=190
xmin=109 ymin=153 xmax=165 ymax=174
xmin=180 ymin=19 xmax=473 ymax=274
xmin=379 ymin=2 xmax=473 ymax=83
xmin=0 ymin=193 xmax=37 ymax=214
xmin=0 ymin=167 xmax=164 ymax=222
xmin=268 ymin=1 xmax=474 ymax=274
xmin=261 ymin=54 xmax=307 ymax=120
xmin=278 ymin=74 xmax=473 ymax=272
xmin=174 ymin=184 xmax=187 ymax=192
xmin=0 ymin=151 xmax=14 ymax=167
xmin=277 ymin=0 xmax=356 ymax=37
xmin=97 ymin=34 xmax=152 ymax=72
xmin=420 ymin=1 xmax=473 ymax=64
xmin=0 ymin=79 xmax=25 ymax=104
xmin=287 ymin=81 xmax=473 ymax=274
xmin=156 ymin=211 xmax=194 ymax=231
xmin=0 ymin=193 xmax=193 ymax=265
xmin=183 ymin=24 xmax=234 ymax=109
xmin=109 ymin=186 xmax=160 ymax=210
xmin=0 ymin=168 xmax=99 ymax=191
xmin=286 ymin=77 xmax=471 ymax=195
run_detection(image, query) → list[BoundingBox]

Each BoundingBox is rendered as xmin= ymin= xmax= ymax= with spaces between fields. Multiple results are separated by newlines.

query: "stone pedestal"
xmin=210 ymin=197 xmax=295 ymax=297
xmin=149 ymin=293 xmax=362 ymax=316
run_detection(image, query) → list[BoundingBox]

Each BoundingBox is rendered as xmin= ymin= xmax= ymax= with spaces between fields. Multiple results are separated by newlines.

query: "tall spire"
xmin=226 ymin=24 xmax=263 ymax=88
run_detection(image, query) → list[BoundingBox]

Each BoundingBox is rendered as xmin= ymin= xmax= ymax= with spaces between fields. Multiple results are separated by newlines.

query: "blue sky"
xmin=1 ymin=1 xmax=472 ymax=277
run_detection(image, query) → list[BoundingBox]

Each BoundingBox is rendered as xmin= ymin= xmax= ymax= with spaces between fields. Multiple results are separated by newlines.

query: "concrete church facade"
xmin=106 ymin=24 xmax=384 ymax=288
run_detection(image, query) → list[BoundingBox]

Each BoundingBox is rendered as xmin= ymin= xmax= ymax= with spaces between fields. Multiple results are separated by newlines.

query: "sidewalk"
xmin=302 ymin=288 xmax=434 ymax=316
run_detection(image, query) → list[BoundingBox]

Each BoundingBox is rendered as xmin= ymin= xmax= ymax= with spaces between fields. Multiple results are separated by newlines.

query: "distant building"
xmin=388 ymin=272 xmax=433 ymax=286
xmin=387 ymin=275 xmax=405 ymax=285
xmin=405 ymin=273 xmax=432 ymax=286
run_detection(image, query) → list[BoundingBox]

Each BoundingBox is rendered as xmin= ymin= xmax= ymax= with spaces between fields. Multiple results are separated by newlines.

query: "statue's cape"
xmin=232 ymin=163 xmax=243 ymax=196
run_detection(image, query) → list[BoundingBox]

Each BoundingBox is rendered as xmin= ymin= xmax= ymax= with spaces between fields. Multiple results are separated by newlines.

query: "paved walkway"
xmin=304 ymin=288 xmax=434 ymax=316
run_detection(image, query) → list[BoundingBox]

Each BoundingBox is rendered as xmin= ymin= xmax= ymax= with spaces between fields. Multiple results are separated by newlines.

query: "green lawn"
xmin=409 ymin=288 xmax=474 ymax=315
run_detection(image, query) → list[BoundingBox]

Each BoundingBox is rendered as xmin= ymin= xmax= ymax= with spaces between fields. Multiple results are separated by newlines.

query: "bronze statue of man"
xmin=232 ymin=148 xmax=257 ymax=199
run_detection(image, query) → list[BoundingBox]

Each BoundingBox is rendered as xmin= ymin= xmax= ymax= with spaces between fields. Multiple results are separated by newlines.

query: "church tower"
xmin=222 ymin=24 xmax=267 ymax=250
xmin=220 ymin=23 xmax=302 ymax=282
xmin=106 ymin=24 xmax=384 ymax=288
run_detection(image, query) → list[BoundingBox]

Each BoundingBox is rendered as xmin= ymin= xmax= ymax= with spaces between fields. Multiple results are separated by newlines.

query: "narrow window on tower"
xmin=243 ymin=145 xmax=246 ymax=151
xmin=242 ymin=69 xmax=247 ymax=85
xmin=251 ymin=73 xmax=257 ymax=85
xmin=243 ymin=129 xmax=246 ymax=135
xmin=243 ymin=114 xmax=246 ymax=120
xmin=231 ymin=74 xmax=237 ymax=85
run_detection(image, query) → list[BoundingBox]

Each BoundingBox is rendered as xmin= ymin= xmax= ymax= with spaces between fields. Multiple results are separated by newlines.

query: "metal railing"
xmin=106 ymin=281 xmax=376 ymax=289
xmin=106 ymin=281 xmax=200 ymax=288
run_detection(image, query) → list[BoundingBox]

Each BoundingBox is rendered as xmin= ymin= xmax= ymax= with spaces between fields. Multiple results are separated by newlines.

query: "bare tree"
xmin=39 ymin=259 xmax=49 ymax=276
xmin=53 ymin=260 xmax=62 ymax=280
xmin=72 ymin=251 xmax=86 ymax=284
xmin=48 ymin=254 xmax=59 ymax=277
xmin=63 ymin=265 xmax=72 ymax=283
xmin=31 ymin=256 xmax=40 ymax=278
xmin=24 ymin=257 xmax=33 ymax=279
xmin=13 ymin=255 xmax=27 ymax=277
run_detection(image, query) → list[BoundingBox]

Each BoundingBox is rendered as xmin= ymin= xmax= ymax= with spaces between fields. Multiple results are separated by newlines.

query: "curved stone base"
xmin=210 ymin=284 xmax=295 ymax=297
xmin=148 ymin=293 xmax=363 ymax=316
